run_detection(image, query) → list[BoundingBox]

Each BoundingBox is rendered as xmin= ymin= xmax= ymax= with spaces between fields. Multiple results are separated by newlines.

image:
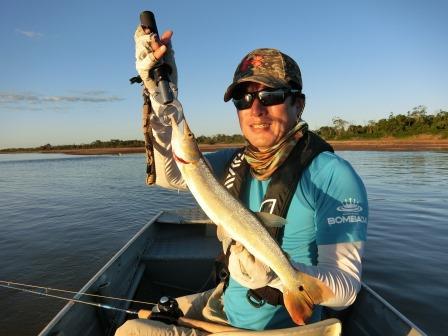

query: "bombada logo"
xmin=327 ymin=197 xmax=366 ymax=226
xmin=336 ymin=198 xmax=363 ymax=213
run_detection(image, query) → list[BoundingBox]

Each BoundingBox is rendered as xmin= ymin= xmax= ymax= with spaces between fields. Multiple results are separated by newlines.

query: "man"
xmin=116 ymin=26 xmax=368 ymax=336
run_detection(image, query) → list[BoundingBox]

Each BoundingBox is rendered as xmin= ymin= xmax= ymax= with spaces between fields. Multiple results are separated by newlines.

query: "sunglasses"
xmin=232 ymin=88 xmax=299 ymax=110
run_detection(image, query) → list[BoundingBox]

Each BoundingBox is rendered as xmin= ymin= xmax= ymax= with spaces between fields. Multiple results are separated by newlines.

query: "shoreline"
xmin=2 ymin=139 xmax=448 ymax=155
xmin=328 ymin=139 xmax=448 ymax=151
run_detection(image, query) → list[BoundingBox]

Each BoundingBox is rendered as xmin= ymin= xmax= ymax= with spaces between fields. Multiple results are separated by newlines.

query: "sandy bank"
xmin=37 ymin=139 xmax=448 ymax=155
xmin=41 ymin=144 xmax=243 ymax=155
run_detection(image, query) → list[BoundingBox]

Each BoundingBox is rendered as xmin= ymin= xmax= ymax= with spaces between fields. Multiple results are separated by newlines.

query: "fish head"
xmin=170 ymin=116 xmax=201 ymax=165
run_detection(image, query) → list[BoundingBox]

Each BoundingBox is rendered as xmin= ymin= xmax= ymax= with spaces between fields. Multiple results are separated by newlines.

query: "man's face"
xmin=236 ymin=82 xmax=301 ymax=150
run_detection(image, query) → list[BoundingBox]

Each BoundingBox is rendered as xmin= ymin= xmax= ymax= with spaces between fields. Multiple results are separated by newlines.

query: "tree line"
xmin=316 ymin=106 xmax=448 ymax=140
xmin=0 ymin=139 xmax=145 ymax=153
xmin=2 ymin=106 xmax=447 ymax=152
xmin=0 ymin=135 xmax=246 ymax=153
xmin=196 ymin=134 xmax=245 ymax=144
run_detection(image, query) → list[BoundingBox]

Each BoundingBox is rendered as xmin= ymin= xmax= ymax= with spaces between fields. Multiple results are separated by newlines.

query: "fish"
xmin=170 ymin=118 xmax=335 ymax=325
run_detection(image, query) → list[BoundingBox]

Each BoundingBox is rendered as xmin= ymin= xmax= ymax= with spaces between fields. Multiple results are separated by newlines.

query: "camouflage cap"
xmin=224 ymin=48 xmax=302 ymax=102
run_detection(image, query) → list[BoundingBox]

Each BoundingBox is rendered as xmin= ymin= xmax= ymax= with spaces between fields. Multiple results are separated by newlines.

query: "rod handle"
xmin=139 ymin=10 xmax=174 ymax=104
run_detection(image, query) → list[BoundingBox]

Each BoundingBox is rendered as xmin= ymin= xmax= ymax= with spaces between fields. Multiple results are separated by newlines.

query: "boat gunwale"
xmin=359 ymin=282 xmax=426 ymax=335
xmin=38 ymin=211 xmax=164 ymax=336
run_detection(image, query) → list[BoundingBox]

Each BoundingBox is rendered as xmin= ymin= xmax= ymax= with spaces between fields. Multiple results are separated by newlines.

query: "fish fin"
xmin=283 ymin=271 xmax=335 ymax=325
xmin=255 ymin=212 xmax=286 ymax=228
xmin=283 ymin=288 xmax=311 ymax=325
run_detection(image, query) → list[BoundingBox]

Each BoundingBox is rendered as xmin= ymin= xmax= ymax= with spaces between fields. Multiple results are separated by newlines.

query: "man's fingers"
xmin=231 ymin=243 xmax=244 ymax=254
xmin=153 ymin=45 xmax=167 ymax=61
xmin=149 ymin=31 xmax=172 ymax=50
xmin=239 ymin=248 xmax=255 ymax=264
xmin=160 ymin=30 xmax=173 ymax=44
xmin=149 ymin=30 xmax=172 ymax=61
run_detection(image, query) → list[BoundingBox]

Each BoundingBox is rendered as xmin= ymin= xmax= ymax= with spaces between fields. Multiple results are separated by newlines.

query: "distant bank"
xmin=5 ymin=138 xmax=445 ymax=155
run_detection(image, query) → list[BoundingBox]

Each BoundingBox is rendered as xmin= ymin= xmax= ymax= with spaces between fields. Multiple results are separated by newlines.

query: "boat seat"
xmin=210 ymin=318 xmax=341 ymax=336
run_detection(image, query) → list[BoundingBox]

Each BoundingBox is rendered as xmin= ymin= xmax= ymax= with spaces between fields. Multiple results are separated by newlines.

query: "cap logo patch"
xmin=240 ymin=55 xmax=263 ymax=72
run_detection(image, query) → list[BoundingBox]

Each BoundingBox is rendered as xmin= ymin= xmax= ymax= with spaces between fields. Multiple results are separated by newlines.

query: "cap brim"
xmin=223 ymin=75 xmax=290 ymax=102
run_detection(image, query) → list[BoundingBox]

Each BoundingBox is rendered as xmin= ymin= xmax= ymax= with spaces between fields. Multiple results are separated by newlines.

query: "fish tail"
xmin=283 ymin=271 xmax=335 ymax=325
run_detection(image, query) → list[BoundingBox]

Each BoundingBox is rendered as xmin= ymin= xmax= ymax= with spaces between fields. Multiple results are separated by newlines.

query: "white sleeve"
xmin=270 ymin=241 xmax=363 ymax=309
xmin=149 ymin=96 xmax=187 ymax=191
xmin=134 ymin=29 xmax=157 ymax=90
xmin=134 ymin=34 xmax=152 ymax=79
xmin=134 ymin=26 xmax=185 ymax=190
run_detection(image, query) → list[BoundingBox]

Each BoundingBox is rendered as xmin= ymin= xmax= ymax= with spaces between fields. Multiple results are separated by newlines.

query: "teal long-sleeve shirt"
xmin=205 ymin=149 xmax=368 ymax=330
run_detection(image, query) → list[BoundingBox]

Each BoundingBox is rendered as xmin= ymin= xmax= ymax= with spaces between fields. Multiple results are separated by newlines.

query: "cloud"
xmin=16 ymin=29 xmax=43 ymax=39
xmin=0 ymin=91 xmax=124 ymax=107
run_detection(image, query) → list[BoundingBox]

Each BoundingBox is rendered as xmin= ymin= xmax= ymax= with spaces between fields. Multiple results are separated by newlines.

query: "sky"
xmin=0 ymin=0 xmax=447 ymax=149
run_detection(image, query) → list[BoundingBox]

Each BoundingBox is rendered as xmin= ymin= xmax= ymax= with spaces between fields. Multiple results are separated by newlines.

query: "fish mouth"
xmin=170 ymin=118 xmax=190 ymax=164
xmin=182 ymin=119 xmax=193 ymax=136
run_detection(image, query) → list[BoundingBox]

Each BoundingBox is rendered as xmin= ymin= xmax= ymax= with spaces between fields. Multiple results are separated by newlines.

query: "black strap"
xmin=248 ymin=286 xmax=283 ymax=307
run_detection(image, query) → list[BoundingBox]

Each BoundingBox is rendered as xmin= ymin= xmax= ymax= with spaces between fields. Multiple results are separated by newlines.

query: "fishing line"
xmin=0 ymin=280 xmax=156 ymax=309
xmin=0 ymin=282 xmax=140 ymax=315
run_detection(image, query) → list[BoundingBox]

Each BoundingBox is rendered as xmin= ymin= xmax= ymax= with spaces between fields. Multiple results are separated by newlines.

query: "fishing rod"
xmin=0 ymin=281 xmax=149 ymax=315
xmin=0 ymin=280 xmax=241 ymax=333
xmin=140 ymin=10 xmax=174 ymax=104
xmin=0 ymin=280 xmax=155 ymax=307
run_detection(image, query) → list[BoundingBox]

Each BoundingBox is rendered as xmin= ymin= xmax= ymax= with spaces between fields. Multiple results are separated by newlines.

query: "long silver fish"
xmin=170 ymin=118 xmax=334 ymax=325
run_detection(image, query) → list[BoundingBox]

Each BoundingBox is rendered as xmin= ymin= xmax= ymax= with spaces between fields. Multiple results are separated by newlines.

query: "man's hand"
xmin=148 ymin=30 xmax=173 ymax=62
xmin=228 ymin=242 xmax=277 ymax=289
xmin=135 ymin=25 xmax=182 ymax=128
xmin=134 ymin=27 xmax=178 ymax=92
xmin=216 ymin=225 xmax=233 ymax=253
xmin=217 ymin=226 xmax=277 ymax=289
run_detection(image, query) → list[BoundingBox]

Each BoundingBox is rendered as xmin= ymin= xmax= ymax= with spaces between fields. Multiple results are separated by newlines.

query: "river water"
xmin=0 ymin=151 xmax=446 ymax=335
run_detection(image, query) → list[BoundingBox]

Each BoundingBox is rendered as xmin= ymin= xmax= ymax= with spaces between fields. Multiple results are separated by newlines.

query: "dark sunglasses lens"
xmin=232 ymin=89 xmax=291 ymax=109
xmin=233 ymin=94 xmax=253 ymax=109
xmin=259 ymin=90 xmax=286 ymax=106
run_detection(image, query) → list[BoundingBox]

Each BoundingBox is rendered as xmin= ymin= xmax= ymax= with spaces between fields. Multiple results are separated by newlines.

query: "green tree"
xmin=332 ymin=117 xmax=349 ymax=137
